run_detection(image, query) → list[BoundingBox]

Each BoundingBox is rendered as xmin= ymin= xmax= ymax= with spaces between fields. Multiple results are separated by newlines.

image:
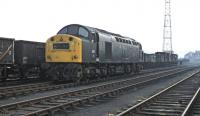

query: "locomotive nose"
xmin=50 ymin=35 xmax=74 ymax=42
xmin=46 ymin=34 xmax=82 ymax=63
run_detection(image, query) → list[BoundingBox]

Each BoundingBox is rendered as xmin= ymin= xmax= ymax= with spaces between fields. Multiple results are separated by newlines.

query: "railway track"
xmin=0 ymin=67 xmax=194 ymax=115
xmin=116 ymin=69 xmax=200 ymax=116
xmin=0 ymin=66 xmax=187 ymax=99
xmin=181 ymin=88 xmax=200 ymax=116
xmin=0 ymin=65 xmax=180 ymax=87
xmin=0 ymin=77 xmax=48 ymax=87
xmin=0 ymin=82 xmax=52 ymax=98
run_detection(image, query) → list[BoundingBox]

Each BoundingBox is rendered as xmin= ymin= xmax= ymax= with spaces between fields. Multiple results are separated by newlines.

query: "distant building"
xmin=184 ymin=51 xmax=200 ymax=62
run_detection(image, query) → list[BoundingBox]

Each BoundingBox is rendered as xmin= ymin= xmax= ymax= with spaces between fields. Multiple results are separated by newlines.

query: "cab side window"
xmin=78 ymin=27 xmax=89 ymax=38
xmin=68 ymin=26 xmax=78 ymax=35
xmin=59 ymin=27 xmax=68 ymax=34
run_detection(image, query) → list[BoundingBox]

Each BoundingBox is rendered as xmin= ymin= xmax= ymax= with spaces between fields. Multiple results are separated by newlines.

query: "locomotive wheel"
xmin=62 ymin=64 xmax=71 ymax=81
xmin=72 ymin=64 xmax=83 ymax=83
xmin=61 ymin=64 xmax=83 ymax=82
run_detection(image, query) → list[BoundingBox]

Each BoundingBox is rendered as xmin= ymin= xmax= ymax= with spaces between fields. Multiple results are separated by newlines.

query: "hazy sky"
xmin=0 ymin=0 xmax=199 ymax=57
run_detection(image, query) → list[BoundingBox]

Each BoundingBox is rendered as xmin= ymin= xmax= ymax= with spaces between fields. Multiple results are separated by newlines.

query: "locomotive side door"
xmin=90 ymin=32 xmax=98 ymax=62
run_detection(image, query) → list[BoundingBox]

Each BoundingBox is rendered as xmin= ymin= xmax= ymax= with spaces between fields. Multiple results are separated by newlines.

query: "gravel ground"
xmin=53 ymin=68 xmax=199 ymax=116
xmin=0 ymin=67 xmax=181 ymax=105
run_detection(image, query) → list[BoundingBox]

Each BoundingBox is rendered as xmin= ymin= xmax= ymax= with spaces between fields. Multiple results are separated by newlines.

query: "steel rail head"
xmin=0 ymin=67 xmax=194 ymax=115
xmin=116 ymin=70 xmax=200 ymax=116
xmin=0 ymin=67 xmax=180 ymax=99
xmin=21 ymin=68 xmax=195 ymax=116
xmin=181 ymin=87 xmax=200 ymax=116
xmin=0 ymin=66 xmax=180 ymax=95
xmin=0 ymin=68 xmax=190 ymax=108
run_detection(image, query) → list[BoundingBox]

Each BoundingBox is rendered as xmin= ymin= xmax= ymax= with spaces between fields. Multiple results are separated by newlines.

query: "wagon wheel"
xmin=1 ymin=68 xmax=7 ymax=81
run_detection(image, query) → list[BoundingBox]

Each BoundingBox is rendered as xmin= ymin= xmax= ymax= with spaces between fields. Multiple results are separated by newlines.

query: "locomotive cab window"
xmin=119 ymin=38 xmax=123 ymax=42
xmin=58 ymin=27 xmax=68 ymax=34
xmin=115 ymin=37 xmax=120 ymax=42
xmin=53 ymin=43 xmax=69 ymax=50
xmin=68 ymin=26 xmax=78 ymax=35
xmin=78 ymin=27 xmax=89 ymax=38
xmin=58 ymin=25 xmax=78 ymax=35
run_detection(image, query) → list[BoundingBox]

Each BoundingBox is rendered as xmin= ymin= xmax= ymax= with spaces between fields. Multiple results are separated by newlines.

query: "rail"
xmin=0 ymin=67 xmax=192 ymax=115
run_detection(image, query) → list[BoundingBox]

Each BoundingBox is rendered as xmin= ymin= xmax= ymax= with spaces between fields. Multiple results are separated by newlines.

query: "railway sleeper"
xmin=0 ymin=67 xmax=192 ymax=116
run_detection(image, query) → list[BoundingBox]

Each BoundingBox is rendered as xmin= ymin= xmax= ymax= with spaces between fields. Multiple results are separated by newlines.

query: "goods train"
xmin=45 ymin=24 xmax=178 ymax=82
xmin=0 ymin=24 xmax=178 ymax=82
xmin=0 ymin=37 xmax=45 ymax=81
xmin=141 ymin=52 xmax=178 ymax=69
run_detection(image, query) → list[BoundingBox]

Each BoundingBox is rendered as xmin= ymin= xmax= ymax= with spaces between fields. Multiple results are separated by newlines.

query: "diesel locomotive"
xmin=46 ymin=24 xmax=143 ymax=82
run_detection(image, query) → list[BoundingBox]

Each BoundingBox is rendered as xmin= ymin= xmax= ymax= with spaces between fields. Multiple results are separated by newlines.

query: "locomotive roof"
xmin=85 ymin=25 xmax=136 ymax=42
xmin=60 ymin=24 xmax=137 ymax=42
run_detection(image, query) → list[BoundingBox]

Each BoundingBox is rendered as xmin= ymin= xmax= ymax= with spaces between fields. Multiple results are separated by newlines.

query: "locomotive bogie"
xmin=47 ymin=62 xmax=139 ymax=82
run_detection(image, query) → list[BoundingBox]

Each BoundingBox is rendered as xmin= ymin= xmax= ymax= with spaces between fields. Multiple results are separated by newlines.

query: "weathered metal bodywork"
xmin=15 ymin=40 xmax=45 ymax=65
xmin=0 ymin=39 xmax=45 ymax=81
xmin=52 ymin=24 xmax=142 ymax=64
xmin=0 ymin=37 xmax=14 ymax=65
xmin=45 ymin=24 xmax=178 ymax=82
xmin=45 ymin=24 xmax=143 ymax=81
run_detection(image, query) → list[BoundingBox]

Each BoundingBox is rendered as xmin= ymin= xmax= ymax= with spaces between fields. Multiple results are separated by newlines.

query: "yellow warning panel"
xmin=46 ymin=34 xmax=82 ymax=63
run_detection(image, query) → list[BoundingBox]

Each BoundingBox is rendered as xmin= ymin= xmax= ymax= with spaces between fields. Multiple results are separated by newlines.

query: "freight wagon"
xmin=0 ymin=38 xmax=45 ymax=81
xmin=0 ymin=37 xmax=14 ymax=65
xmin=140 ymin=52 xmax=177 ymax=69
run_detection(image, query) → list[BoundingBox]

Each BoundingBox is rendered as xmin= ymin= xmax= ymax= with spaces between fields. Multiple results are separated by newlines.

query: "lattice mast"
xmin=163 ymin=0 xmax=173 ymax=53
